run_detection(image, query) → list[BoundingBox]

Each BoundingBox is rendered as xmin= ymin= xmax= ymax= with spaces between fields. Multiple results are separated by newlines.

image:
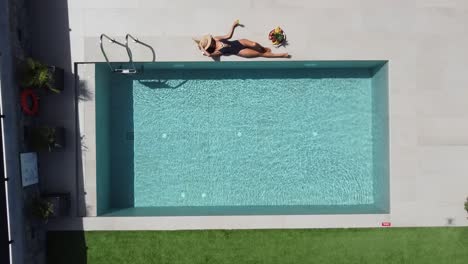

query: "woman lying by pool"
xmin=194 ymin=20 xmax=290 ymax=59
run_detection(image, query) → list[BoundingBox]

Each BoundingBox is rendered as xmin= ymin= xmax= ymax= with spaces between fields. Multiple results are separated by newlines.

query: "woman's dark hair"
xmin=206 ymin=39 xmax=216 ymax=53
xmin=206 ymin=45 xmax=215 ymax=53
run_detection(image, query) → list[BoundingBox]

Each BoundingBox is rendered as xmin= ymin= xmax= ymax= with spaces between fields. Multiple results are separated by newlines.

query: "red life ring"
xmin=20 ymin=88 xmax=39 ymax=116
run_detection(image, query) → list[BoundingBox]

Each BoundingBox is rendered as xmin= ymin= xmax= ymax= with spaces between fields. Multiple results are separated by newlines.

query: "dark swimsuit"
xmin=218 ymin=40 xmax=246 ymax=55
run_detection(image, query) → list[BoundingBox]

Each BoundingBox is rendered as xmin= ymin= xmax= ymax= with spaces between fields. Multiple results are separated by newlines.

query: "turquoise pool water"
xmin=95 ymin=61 xmax=389 ymax=216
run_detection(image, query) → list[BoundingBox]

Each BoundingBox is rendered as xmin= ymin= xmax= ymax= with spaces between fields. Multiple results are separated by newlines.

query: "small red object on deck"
xmin=381 ymin=222 xmax=391 ymax=227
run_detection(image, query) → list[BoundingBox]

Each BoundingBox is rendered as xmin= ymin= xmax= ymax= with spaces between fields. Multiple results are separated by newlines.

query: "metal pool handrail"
xmin=99 ymin=34 xmax=137 ymax=74
xmin=125 ymin=34 xmax=156 ymax=62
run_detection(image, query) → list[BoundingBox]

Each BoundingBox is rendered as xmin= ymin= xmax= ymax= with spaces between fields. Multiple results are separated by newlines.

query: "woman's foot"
xmin=264 ymin=49 xmax=289 ymax=58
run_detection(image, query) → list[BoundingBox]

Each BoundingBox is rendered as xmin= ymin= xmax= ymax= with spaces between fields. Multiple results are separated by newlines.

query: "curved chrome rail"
xmin=125 ymin=34 xmax=156 ymax=62
xmin=99 ymin=34 xmax=137 ymax=74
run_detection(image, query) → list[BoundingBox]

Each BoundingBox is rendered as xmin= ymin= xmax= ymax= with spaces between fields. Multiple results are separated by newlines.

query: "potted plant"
xmin=43 ymin=193 xmax=71 ymax=217
xmin=19 ymin=58 xmax=64 ymax=93
xmin=25 ymin=126 xmax=66 ymax=152
xmin=30 ymin=196 xmax=54 ymax=223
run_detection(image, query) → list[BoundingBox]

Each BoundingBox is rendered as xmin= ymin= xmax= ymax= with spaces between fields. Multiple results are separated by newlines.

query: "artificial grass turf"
xmin=47 ymin=227 xmax=468 ymax=264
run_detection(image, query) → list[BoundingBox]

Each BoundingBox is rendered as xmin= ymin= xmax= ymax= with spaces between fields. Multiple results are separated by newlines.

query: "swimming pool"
xmin=95 ymin=61 xmax=389 ymax=216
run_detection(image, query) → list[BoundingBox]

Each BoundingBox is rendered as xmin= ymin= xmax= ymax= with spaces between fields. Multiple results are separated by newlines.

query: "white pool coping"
xmin=51 ymin=0 xmax=468 ymax=230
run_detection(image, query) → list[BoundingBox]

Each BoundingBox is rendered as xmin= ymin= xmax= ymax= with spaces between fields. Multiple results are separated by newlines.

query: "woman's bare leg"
xmin=238 ymin=39 xmax=269 ymax=53
xmin=238 ymin=48 xmax=289 ymax=58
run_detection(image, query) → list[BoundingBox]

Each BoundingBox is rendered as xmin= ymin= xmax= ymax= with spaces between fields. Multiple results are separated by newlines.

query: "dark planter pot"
xmin=53 ymin=126 xmax=66 ymax=149
xmin=24 ymin=126 xmax=66 ymax=152
xmin=43 ymin=193 xmax=71 ymax=217
xmin=36 ymin=66 xmax=65 ymax=96
xmin=38 ymin=66 xmax=65 ymax=96
xmin=16 ymin=59 xmax=65 ymax=94
xmin=48 ymin=66 xmax=64 ymax=93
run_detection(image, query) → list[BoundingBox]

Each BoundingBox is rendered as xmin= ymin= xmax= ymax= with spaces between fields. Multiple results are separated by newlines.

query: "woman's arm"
xmin=215 ymin=20 xmax=240 ymax=40
xmin=208 ymin=51 xmax=222 ymax=57
xmin=200 ymin=47 xmax=221 ymax=57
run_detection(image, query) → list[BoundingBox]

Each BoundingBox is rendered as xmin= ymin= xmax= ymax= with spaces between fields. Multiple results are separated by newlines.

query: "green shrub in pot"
xmin=20 ymin=58 xmax=61 ymax=93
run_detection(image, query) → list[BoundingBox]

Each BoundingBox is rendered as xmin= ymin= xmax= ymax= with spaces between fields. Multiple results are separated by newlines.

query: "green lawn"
xmin=47 ymin=227 xmax=468 ymax=264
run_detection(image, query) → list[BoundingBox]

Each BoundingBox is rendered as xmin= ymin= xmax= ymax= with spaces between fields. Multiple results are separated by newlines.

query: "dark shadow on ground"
xmin=27 ymin=0 xmax=87 ymax=262
xmin=47 ymin=231 xmax=87 ymax=264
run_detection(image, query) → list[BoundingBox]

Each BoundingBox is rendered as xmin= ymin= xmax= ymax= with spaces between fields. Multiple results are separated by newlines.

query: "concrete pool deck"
xmin=43 ymin=0 xmax=468 ymax=230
